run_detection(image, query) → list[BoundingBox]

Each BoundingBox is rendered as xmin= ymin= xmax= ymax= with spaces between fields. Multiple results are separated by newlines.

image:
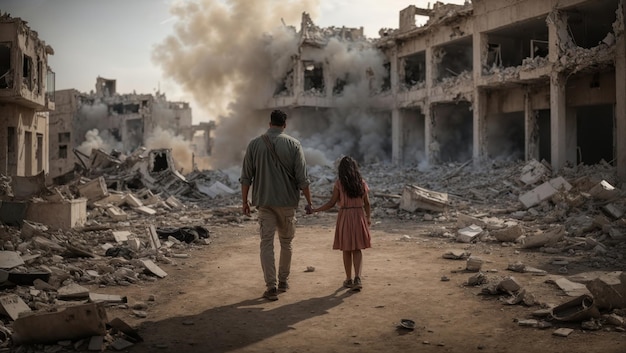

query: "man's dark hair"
xmin=270 ymin=110 xmax=287 ymax=126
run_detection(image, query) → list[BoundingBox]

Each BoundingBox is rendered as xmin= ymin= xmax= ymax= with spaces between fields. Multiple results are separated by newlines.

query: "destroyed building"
xmin=262 ymin=0 xmax=626 ymax=181
xmin=0 ymin=13 xmax=55 ymax=177
xmin=48 ymin=77 xmax=196 ymax=180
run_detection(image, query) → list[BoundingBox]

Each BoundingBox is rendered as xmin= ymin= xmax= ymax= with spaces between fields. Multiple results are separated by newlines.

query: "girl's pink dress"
xmin=332 ymin=179 xmax=371 ymax=251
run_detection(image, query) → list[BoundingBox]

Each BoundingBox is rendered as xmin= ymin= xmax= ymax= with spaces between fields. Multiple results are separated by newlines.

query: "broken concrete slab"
xmin=518 ymin=176 xmax=572 ymax=209
xmin=456 ymin=224 xmax=483 ymax=243
xmin=88 ymin=293 xmax=127 ymax=304
xmin=588 ymin=180 xmax=620 ymax=200
xmin=521 ymin=226 xmax=564 ymax=249
xmin=497 ymin=277 xmax=521 ymax=293
xmin=519 ymin=159 xmax=549 ymax=185
xmin=12 ymin=303 xmax=108 ymax=345
xmin=0 ymin=251 xmax=25 ymax=269
xmin=108 ymin=317 xmax=143 ymax=342
xmin=491 ymin=224 xmax=523 ymax=242
xmin=147 ymin=225 xmax=161 ymax=250
xmin=106 ymin=205 xmax=128 ymax=221
xmin=553 ymin=277 xmax=590 ymax=297
xmin=466 ymin=257 xmax=483 ymax=272
xmin=77 ymin=177 xmax=109 ymax=203
xmin=123 ymin=194 xmax=143 ymax=208
xmin=165 ymin=195 xmax=185 ymax=210
xmin=552 ymin=328 xmax=574 ymax=337
xmin=141 ymin=259 xmax=167 ymax=278
xmin=58 ymin=283 xmax=90 ymax=300
xmin=456 ymin=213 xmax=486 ymax=228
xmin=442 ymin=249 xmax=471 ymax=260
xmin=112 ymin=231 xmax=131 ymax=243
xmin=400 ymin=184 xmax=448 ymax=213
xmin=134 ymin=206 xmax=157 ymax=216
xmin=32 ymin=236 xmax=66 ymax=252
xmin=10 ymin=171 xmax=48 ymax=200
xmin=585 ymin=272 xmax=626 ymax=310
xmin=20 ymin=220 xmax=48 ymax=240
xmin=25 ymin=198 xmax=87 ymax=230
xmin=602 ymin=203 xmax=624 ymax=219
xmin=110 ymin=337 xmax=134 ymax=351
xmin=88 ymin=335 xmax=104 ymax=351
xmin=0 ymin=294 xmax=32 ymax=320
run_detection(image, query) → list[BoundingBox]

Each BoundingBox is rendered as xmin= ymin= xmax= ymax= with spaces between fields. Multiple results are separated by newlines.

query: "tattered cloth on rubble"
xmin=156 ymin=226 xmax=209 ymax=243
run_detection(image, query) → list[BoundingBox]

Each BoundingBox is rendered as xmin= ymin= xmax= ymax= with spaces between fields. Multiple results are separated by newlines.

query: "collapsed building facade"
xmin=48 ymin=77 xmax=196 ymax=180
xmin=263 ymin=0 xmax=626 ymax=181
xmin=0 ymin=13 xmax=55 ymax=177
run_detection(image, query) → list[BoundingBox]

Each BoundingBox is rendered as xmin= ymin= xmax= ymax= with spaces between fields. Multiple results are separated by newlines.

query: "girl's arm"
xmin=363 ymin=190 xmax=371 ymax=226
xmin=313 ymin=184 xmax=339 ymax=213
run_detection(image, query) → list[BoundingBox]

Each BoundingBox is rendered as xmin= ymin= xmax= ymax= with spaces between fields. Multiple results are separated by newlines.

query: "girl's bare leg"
xmin=343 ymin=251 xmax=352 ymax=279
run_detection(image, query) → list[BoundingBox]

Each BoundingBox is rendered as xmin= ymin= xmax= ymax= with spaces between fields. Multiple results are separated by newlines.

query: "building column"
xmin=473 ymin=89 xmax=487 ymax=162
xmin=548 ymin=10 xmax=569 ymax=172
xmin=472 ymin=32 xmax=487 ymax=163
xmin=391 ymin=108 xmax=403 ymax=165
xmin=550 ymin=72 xmax=568 ymax=171
xmin=525 ymin=88 xmax=539 ymax=161
xmin=425 ymin=104 xmax=436 ymax=164
xmin=616 ymin=0 xmax=626 ymax=181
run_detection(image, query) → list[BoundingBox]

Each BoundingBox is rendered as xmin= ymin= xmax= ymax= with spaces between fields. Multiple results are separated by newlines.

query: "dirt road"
xmin=98 ymin=211 xmax=624 ymax=353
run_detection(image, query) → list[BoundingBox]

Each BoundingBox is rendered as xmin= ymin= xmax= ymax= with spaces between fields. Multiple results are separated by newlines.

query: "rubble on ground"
xmin=0 ymin=155 xmax=624 ymax=349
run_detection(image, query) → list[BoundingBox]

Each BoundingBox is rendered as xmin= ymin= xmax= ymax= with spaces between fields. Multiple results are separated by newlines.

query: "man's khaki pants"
xmin=258 ymin=206 xmax=296 ymax=289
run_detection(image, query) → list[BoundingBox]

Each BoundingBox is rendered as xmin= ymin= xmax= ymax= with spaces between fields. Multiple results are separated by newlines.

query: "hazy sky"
xmin=1 ymin=0 xmax=465 ymax=123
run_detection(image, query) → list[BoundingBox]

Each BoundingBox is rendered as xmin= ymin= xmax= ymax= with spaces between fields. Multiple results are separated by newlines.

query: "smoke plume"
xmin=154 ymin=0 xmax=393 ymax=169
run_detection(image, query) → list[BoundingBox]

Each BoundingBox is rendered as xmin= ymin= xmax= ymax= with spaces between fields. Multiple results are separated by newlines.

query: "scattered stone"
xmin=442 ymin=249 xmax=471 ymax=260
xmin=552 ymin=328 xmax=574 ymax=337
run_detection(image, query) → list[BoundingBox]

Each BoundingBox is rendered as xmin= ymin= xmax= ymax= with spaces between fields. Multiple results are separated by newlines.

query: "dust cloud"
xmin=144 ymin=127 xmax=195 ymax=173
xmin=153 ymin=0 xmax=393 ymax=169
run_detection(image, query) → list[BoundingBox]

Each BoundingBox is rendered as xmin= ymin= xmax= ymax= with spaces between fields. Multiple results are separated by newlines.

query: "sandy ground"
xmin=92 ymin=210 xmax=625 ymax=353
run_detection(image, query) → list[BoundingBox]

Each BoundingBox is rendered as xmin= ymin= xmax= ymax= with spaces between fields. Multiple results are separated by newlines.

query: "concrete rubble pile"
xmin=0 ymin=156 xmax=623 ymax=349
xmin=0 ymin=149 xmax=234 ymax=350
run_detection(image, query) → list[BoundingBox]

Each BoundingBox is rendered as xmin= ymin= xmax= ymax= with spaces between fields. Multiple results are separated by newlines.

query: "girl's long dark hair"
xmin=338 ymin=156 xmax=365 ymax=198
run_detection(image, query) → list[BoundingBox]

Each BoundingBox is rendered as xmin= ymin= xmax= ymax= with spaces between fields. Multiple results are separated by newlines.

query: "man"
xmin=240 ymin=109 xmax=313 ymax=301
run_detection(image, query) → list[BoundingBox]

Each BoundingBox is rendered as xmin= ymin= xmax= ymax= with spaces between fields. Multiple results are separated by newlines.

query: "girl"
xmin=312 ymin=156 xmax=371 ymax=291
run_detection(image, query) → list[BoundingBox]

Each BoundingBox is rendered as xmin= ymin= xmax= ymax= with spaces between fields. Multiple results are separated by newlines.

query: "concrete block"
xmin=58 ymin=283 xmax=90 ymax=299
xmin=589 ymin=180 xmax=619 ymax=200
xmin=88 ymin=293 xmax=126 ymax=304
xmin=110 ymin=338 xmax=134 ymax=351
xmin=106 ymin=206 xmax=128 ymax=221
xmin=585 ymin=272 xmax=626 ymax=310
xmin=521 ymin=226 xmax=564 ymax=249
xmin=25 ymin=199 xmax=87 ymax=230
xmin=12 ymin=303 xmax=108 ymax=345
xmin=94 ymin=193 xmax=125 ymax=207
xmin=77 ymin=177 xmax=109 ymax=202
xmin=0 ymin=294 xmax=32 ymax=320
xmin=165 ymin=196 xmax=185 ymax=210
xmin=456 ymin=213 xmax=486 ymax=228
xmin=20 ymin=220 xmax=48 ymax=240
xmin=147 ymin=225 xmax=161 ymax=250
xmin=466 ymin=256 xmax=483 ymax=271
xmin=400 ymin=184 xmax=448 ymax=212
xmin=127 ymin=237 xmax=142 ymax=251
xmin=519 ymin=159 xmax=549 ymax=185
xmin=491 ymin=224 xmax=523 ymax=242
xmin=519 ymin=177 xmax=572 ymax=209
xmin=456 ymin=224 xmax=483 ymax=243
xmin=602 ymin=203 xmax=624 ymax=219
xmin=134 ymin=206 xmax=157 ymax=216
xmin=497 ymin=277 xmax=521 ymax=293
xmin=0 ymin=251 xmax=25 ymax=269
xmin=555 ymin=277 xmax=590 ymax=297
xmin=123 ymin=194 xmax=143 ymax=208
xmin=112 ymin=231 xmax=131 ymax=243
xmin=88 ymin=336 xmax=104 ymax=351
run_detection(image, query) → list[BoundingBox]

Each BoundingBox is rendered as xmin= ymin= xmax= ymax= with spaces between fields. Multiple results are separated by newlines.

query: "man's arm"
xmin=301 ymin=185 xmax=313 ymax=214
xmin=242 ymin=184 xmax=251 ymax=216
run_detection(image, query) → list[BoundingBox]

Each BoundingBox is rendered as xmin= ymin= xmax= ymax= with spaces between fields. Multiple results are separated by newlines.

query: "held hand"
xmin=305 ymin=204 xmax=313 ymax=215
xmin=243 ymin=203 xmax=251 ymax=217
